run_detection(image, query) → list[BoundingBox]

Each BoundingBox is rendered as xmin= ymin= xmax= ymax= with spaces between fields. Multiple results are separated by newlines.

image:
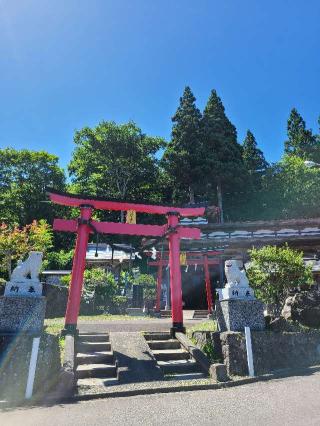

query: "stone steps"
xmin=157 ymin=359 xmax=200 ymax=374
xmin=78 ymin=333 xmax=110 ymax=342
xmin=145 ymin=332 xmax=207 ymax=380
xmin=193 ymin=310 xmax=209 ymax=319
xmin=160 ymin=310 xmax=172 ymax=318
xmin=76 ymin=351 xmax=114 ymax=365
xmin=76 ymin=363 xmax=117 ymax=379
xmin=77 ymin=341 xmax=111 ymax=352
xmin=76 ymin=333 xmax=118 ymax=387
xmin=152 ymin=349 xmax=189 ymax=361
xmin=147 ymin=340 xmax=181 ymax=350
xmin=144 ymin=332 xmax=171 ymax=341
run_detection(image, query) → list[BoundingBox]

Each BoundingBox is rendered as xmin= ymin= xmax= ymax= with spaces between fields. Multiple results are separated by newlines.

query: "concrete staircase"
xmin=144 ymin=332 xmax=207 ymax=380
xmin=76 ymin=333 xmax=118 ymax=389
xmin=193 ymin=310 xmax=209 ymax=319
xmin=160 ymin=310 xmax=172 ymax=318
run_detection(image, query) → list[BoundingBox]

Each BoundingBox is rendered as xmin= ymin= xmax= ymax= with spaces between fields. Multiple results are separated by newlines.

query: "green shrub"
xmin=43 ymin=249 xmax=74 ymax=270
xmin=247 ymin=244 xmax=313 ymax=309
xmin=134 ymin=273 xmax=156 ymax=299
xmin=201 ymin=341 xmax=221 ymax=363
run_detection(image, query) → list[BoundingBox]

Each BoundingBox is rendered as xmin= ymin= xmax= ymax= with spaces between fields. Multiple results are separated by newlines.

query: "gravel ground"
xmin=78 ymin=318 xmax=202 ymax=333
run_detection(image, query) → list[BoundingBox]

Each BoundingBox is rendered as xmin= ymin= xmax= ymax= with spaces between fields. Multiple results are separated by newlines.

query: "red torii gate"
xmin=47 ymin=190 xmax=205 ymax=335
xmin=148 ymin=250 xmax=221 ymax=313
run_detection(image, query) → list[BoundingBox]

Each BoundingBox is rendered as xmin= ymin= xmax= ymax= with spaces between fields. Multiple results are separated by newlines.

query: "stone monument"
xmin=216 ymin=260 xmax=265 ymax=332
xmin=0 ymin=251 xmax=46 ymax=334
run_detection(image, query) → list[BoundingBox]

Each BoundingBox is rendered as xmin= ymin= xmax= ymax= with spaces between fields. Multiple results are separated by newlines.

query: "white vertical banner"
xmin=244 ymin=326 xmax=255 ymax=377
xmin=25 ymin=337 xmax=41 ymax=399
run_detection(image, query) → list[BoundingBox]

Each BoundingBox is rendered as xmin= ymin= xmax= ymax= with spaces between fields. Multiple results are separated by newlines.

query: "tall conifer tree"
xmin=163 ymin=86 xmax=202 ymax=203
xmin=201 ymin=89 xmax=246 ymax=222
xmin=242 ymin=130 xmax=268 ymax=174
xmin=285 ymin=108 xmax=318 ymax=160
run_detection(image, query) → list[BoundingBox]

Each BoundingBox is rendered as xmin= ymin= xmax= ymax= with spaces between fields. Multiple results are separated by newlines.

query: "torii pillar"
xmin=64 ymin=205 xmax=93 ymax=334
xmin=203 ymin=254 xmax=213 ymax=313
xmin=167 ymin=212 xmax=184 ymax=334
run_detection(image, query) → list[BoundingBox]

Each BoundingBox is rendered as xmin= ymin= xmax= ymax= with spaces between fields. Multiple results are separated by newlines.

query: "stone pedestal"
xmin=216 ymin=299 xmax=265 ymax=332
xmin=4 ymin=280 xmax=42 ymax=297
xmin=0 ymin=296 xmax=46 ymax=335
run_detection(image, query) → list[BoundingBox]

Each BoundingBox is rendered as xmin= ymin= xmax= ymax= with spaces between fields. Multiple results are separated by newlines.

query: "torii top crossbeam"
xmin=47 ymin=189 xmax=205 ymax=217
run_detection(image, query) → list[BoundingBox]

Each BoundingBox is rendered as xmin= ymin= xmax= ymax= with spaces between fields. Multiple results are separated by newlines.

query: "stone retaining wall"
xmin=0 ymin=333 xmax=61 ymax=403
xmin=193 ymin=330 xmax=320 ymax=376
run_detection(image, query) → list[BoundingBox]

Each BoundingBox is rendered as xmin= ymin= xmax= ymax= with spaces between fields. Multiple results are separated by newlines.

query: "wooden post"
xmin=203 ymin=254 xmax=213 ymax=312
xmin=167 ymin=212 xmax=184 ymax=335
xmin=64 ymin=205 xmax=93 ymax=334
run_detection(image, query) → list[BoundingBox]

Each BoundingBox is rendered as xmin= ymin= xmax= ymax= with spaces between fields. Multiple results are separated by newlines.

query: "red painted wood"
xmin=50 ymin=190 xmax=205 ymax=332
xmin=53 ymin=219 xmax=77 ymax=233
xmin=149 ymin=250 xmax=222 ymax=257
xmin=53 ymin=218 xmax=201 ymax=239
xmin=94 ymin=221 xmax=166 ymax=237
xmin=65 ymin=206 xmax=92 ymax=328
xmin=167 ymin=214 xmax=183 ymax=328
xmin=148 ymin=259 xmax=219 ymax=266
xmin=204 ymin=254 xmax=213 ymax=313
xmin=47 ymin=190 xmax=205 ymax=217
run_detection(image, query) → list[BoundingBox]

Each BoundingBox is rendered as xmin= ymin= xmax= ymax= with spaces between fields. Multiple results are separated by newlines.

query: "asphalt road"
xmin=2 ymin=371 xmax=320 ymax=425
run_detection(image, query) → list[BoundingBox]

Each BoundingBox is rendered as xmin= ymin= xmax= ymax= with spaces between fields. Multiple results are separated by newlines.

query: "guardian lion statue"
xmin=11 ymin=251 xmax=43 ymax=282
xmin=225 ymin=259 xmax=249 ymax=288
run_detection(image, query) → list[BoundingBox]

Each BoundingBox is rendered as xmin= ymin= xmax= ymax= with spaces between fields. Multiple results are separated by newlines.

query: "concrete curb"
xmin=46 ymin=334 xmax=75 ymax=401
xmin=175 ymin=332 xmax=211 ymax=375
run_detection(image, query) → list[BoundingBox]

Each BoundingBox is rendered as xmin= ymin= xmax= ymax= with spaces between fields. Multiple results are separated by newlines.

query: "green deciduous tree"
xmin=44 ymin=249 xmax=74 ymax=270
xmin=200 ymin=89 xmax=247 ymax=221
xmin=60 ymin=268 xmax=118 ymax=308
xmin=83 ymin=268 xmax=118 ymax=306
xmin=0 ymin=148 xmax=65 ymax=225
xmin=260 ymin=155 xmax=320 ymax=219
xmin=247 ymin=245 xmax=313 ymax=310
xmin=68 ymin=121 xmax=165 ymax=221
xmin=162 ymin=86 xmax=202 ymax=204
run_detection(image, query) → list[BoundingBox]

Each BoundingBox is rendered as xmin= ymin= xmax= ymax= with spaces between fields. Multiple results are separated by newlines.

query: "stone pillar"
xmin=216 ymin=259 xmax=265 ymax=332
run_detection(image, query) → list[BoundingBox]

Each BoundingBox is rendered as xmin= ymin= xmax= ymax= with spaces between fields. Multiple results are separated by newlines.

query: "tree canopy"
xmin=242 ymin=130 xmax=268 ymax=175
xmin=284 ymin=108 xmax=319 ymax=161
xmin=69 ymin=121 xmax=165 ymax=205
xmin=162 ymin=86 xmax=203 ymax=203
xmin=200 ymin=89 xmax=247 ymax=221
xmin=0 ymin=148 xmax=65 ymax=225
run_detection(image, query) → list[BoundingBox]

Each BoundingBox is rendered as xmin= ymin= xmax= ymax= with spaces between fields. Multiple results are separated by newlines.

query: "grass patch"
xmin=44 ymin=319 xmax=64 ymax=335
xmin=187 ymin=320 xmax=218 ymax=338
xmin=186 ymin=320 xmax=221 ymax=363
xmin=58 ymin=336 xmax=66 ymax=364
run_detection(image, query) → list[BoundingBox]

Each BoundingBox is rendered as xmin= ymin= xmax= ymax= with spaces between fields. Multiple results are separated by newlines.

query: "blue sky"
xmin=0 ymin=0 xmax=319 ymax=170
